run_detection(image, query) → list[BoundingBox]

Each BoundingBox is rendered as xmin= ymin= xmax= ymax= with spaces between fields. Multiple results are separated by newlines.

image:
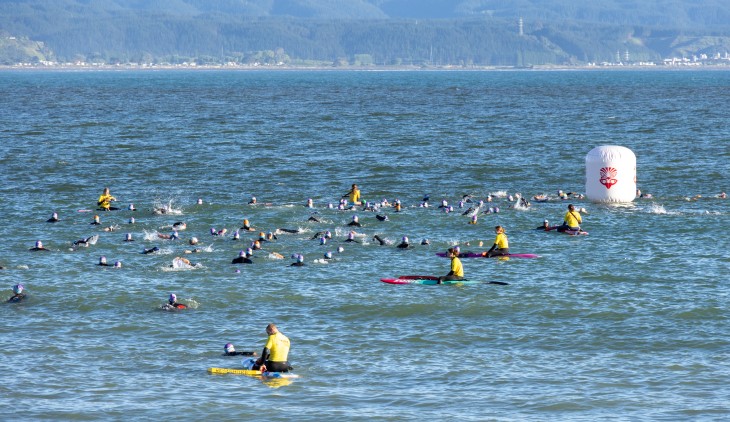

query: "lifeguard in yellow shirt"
xmin=438 ymin=247 xmax=464 ymax=284
xmin=559 ymin=204 xmax=582 ymax=232
xmin=252 ymin=323 xmax=292 ymax=373
xmin=486 ymin=226 xmax=510 ymax=257
xmin=97 ymin=187 xmax=118 ymax=211
xmin=342 ymin=184 xmax=361 ymax=205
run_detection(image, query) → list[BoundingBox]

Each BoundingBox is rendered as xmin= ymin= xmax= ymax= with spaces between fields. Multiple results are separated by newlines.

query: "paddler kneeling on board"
xmin=485 ymin=226 xmax=509 ymax=258
xmin=557 ymin=204 xmax=582 ymax=232
xmin=251 ymin=323 xmax=293 ymax=373
xmin=438 ymin=247 xmax=464 ymax=284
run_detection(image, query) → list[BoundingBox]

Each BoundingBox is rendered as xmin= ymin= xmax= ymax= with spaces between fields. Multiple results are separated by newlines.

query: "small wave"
xmin=513 ymin=200 xmax=530 ymax=211
xmin=489 ymin=190 xmax=508 ymax=198
xmin=152 ymin=199 xmax=183 ymax=215
xmin=645 ymin=204 xmax=674 ymax=215
xmin=143 ymin=230 xmax=160 ymax=241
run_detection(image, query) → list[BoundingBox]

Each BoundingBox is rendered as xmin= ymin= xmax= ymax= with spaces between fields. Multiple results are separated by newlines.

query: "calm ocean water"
xmin=0 ymin=69 xmax=728 ymax=421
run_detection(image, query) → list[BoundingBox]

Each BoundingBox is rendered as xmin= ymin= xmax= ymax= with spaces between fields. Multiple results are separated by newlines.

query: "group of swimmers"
xmin=12 ymin=185 xmax=589 ymax=291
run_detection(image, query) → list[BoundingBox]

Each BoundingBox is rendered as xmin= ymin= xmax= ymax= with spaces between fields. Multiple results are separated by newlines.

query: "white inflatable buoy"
xmin=585 ymin=145 xmax=636 ymax=203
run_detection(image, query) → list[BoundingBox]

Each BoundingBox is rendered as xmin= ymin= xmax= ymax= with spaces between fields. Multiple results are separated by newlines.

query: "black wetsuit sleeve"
xmin=260 ymin=347 xmax=270 ymax=362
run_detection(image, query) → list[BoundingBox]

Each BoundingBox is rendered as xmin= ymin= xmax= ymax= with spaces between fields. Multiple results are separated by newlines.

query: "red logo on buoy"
xmin=599 ymin=167 xmax=618 ymax=189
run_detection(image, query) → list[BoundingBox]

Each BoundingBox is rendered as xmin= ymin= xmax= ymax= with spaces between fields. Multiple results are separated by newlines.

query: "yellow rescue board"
xmin=208 ymin=367 xmax=262 ymax=376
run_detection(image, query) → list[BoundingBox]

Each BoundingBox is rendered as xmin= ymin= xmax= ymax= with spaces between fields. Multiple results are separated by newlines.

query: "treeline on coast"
xmin=1 ymin=0 xmax=730 ymax=66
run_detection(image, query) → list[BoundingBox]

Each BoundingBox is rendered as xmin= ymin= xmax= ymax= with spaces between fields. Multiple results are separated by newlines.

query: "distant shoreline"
xmin=2 ymin=63 xmax=729 ymax=72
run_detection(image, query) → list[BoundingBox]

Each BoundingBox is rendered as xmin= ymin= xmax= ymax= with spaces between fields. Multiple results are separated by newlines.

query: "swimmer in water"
xmin=248 ymin=196 xmax=257 ymax=205
xmin=275 ymin=228 xmax=300 ymax=235
xmin=73 ymin=235 xmax=98 ymax=247
xmin=347 ymin=215 xmax=362 ymax=227
xmin=210 ymin=228 xmax=227 ymax=236
xmin=290 ymin=255 xmax=305 ymax=267
xmin=232 ymin=250 xmax=253 ymax=264
xmin=7 ymin=284 xmax=27 ymax=303
xmin=157 ymin=231 xmax=179 ymax=240
xmin=308 ymin=215 xmax=321 ymax=223
xmin=47 ymin=212 xmax=59 ymax=223
xmin=91 ymin=215 xmax=101 ymax=225
xmin=536 ymin=219 xmax=558 ymax=231
xmin=397 ymin=236 xmax=412 ymax=249
xmin=311 ymin=230 xmax=332 ymax=240
xmin=184 ymin=238 xmax=203 ymax=253
xmin=128 ymin=203 xmax=136 ymax=211
xmin=172 ymin=222 xmax=186 ymax=231
xmin=372 ymin=235 xmax=387 ymax=246
xmin=98 ymin=256 xmax=112 ymax=266
xmin=485 ymin=226 xmax=509 ymax=258
xmin=323 ymin=251 xmax=333 ymax=260
xmin=421 ymin=238 xmax=430 ymax=245
xmin=142 ymin=246 xmax=160 ymax=254
xmin=251 ymin=240 xmax=262 ymax=250
xmin=102 ymin=224 xmax=119 ymax=232
xmin=171 ymin=257 xmax=196 ymax=268
xmin=164 ymin=293 xmax=187 ymax=310
xmin=124 ymin=233 xmax=135 ymax=242
xmin=240 ymin=219 xmax=255 ymax=231
xmin=223 ymin=343 xmax=256 ymax=356
xmin=29 ymin=240 xmax=50 ymax=252
xmin=97 ymin=187 xmax=118 ymax=211
xmin=113 ymin=261 xmax=122 ymax=268
xmin=344 ymin=231 xmax=359 ymax=243
xmin=305 ymin=198 xmax=314 ymax=208
xmin=375 ymin=214 xmax=388 ymax=221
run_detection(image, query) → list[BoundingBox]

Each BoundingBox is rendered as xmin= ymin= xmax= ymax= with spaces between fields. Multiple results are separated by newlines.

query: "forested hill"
xmin=1 ymin=0 xmax=730 ymax=66
xmin=4 ymin=0 xmax=730 ymax=26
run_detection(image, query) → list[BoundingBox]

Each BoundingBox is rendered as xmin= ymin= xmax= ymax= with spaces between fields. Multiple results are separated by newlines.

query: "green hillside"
xmin=0 ymin=1 xmax=729 ymax=66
